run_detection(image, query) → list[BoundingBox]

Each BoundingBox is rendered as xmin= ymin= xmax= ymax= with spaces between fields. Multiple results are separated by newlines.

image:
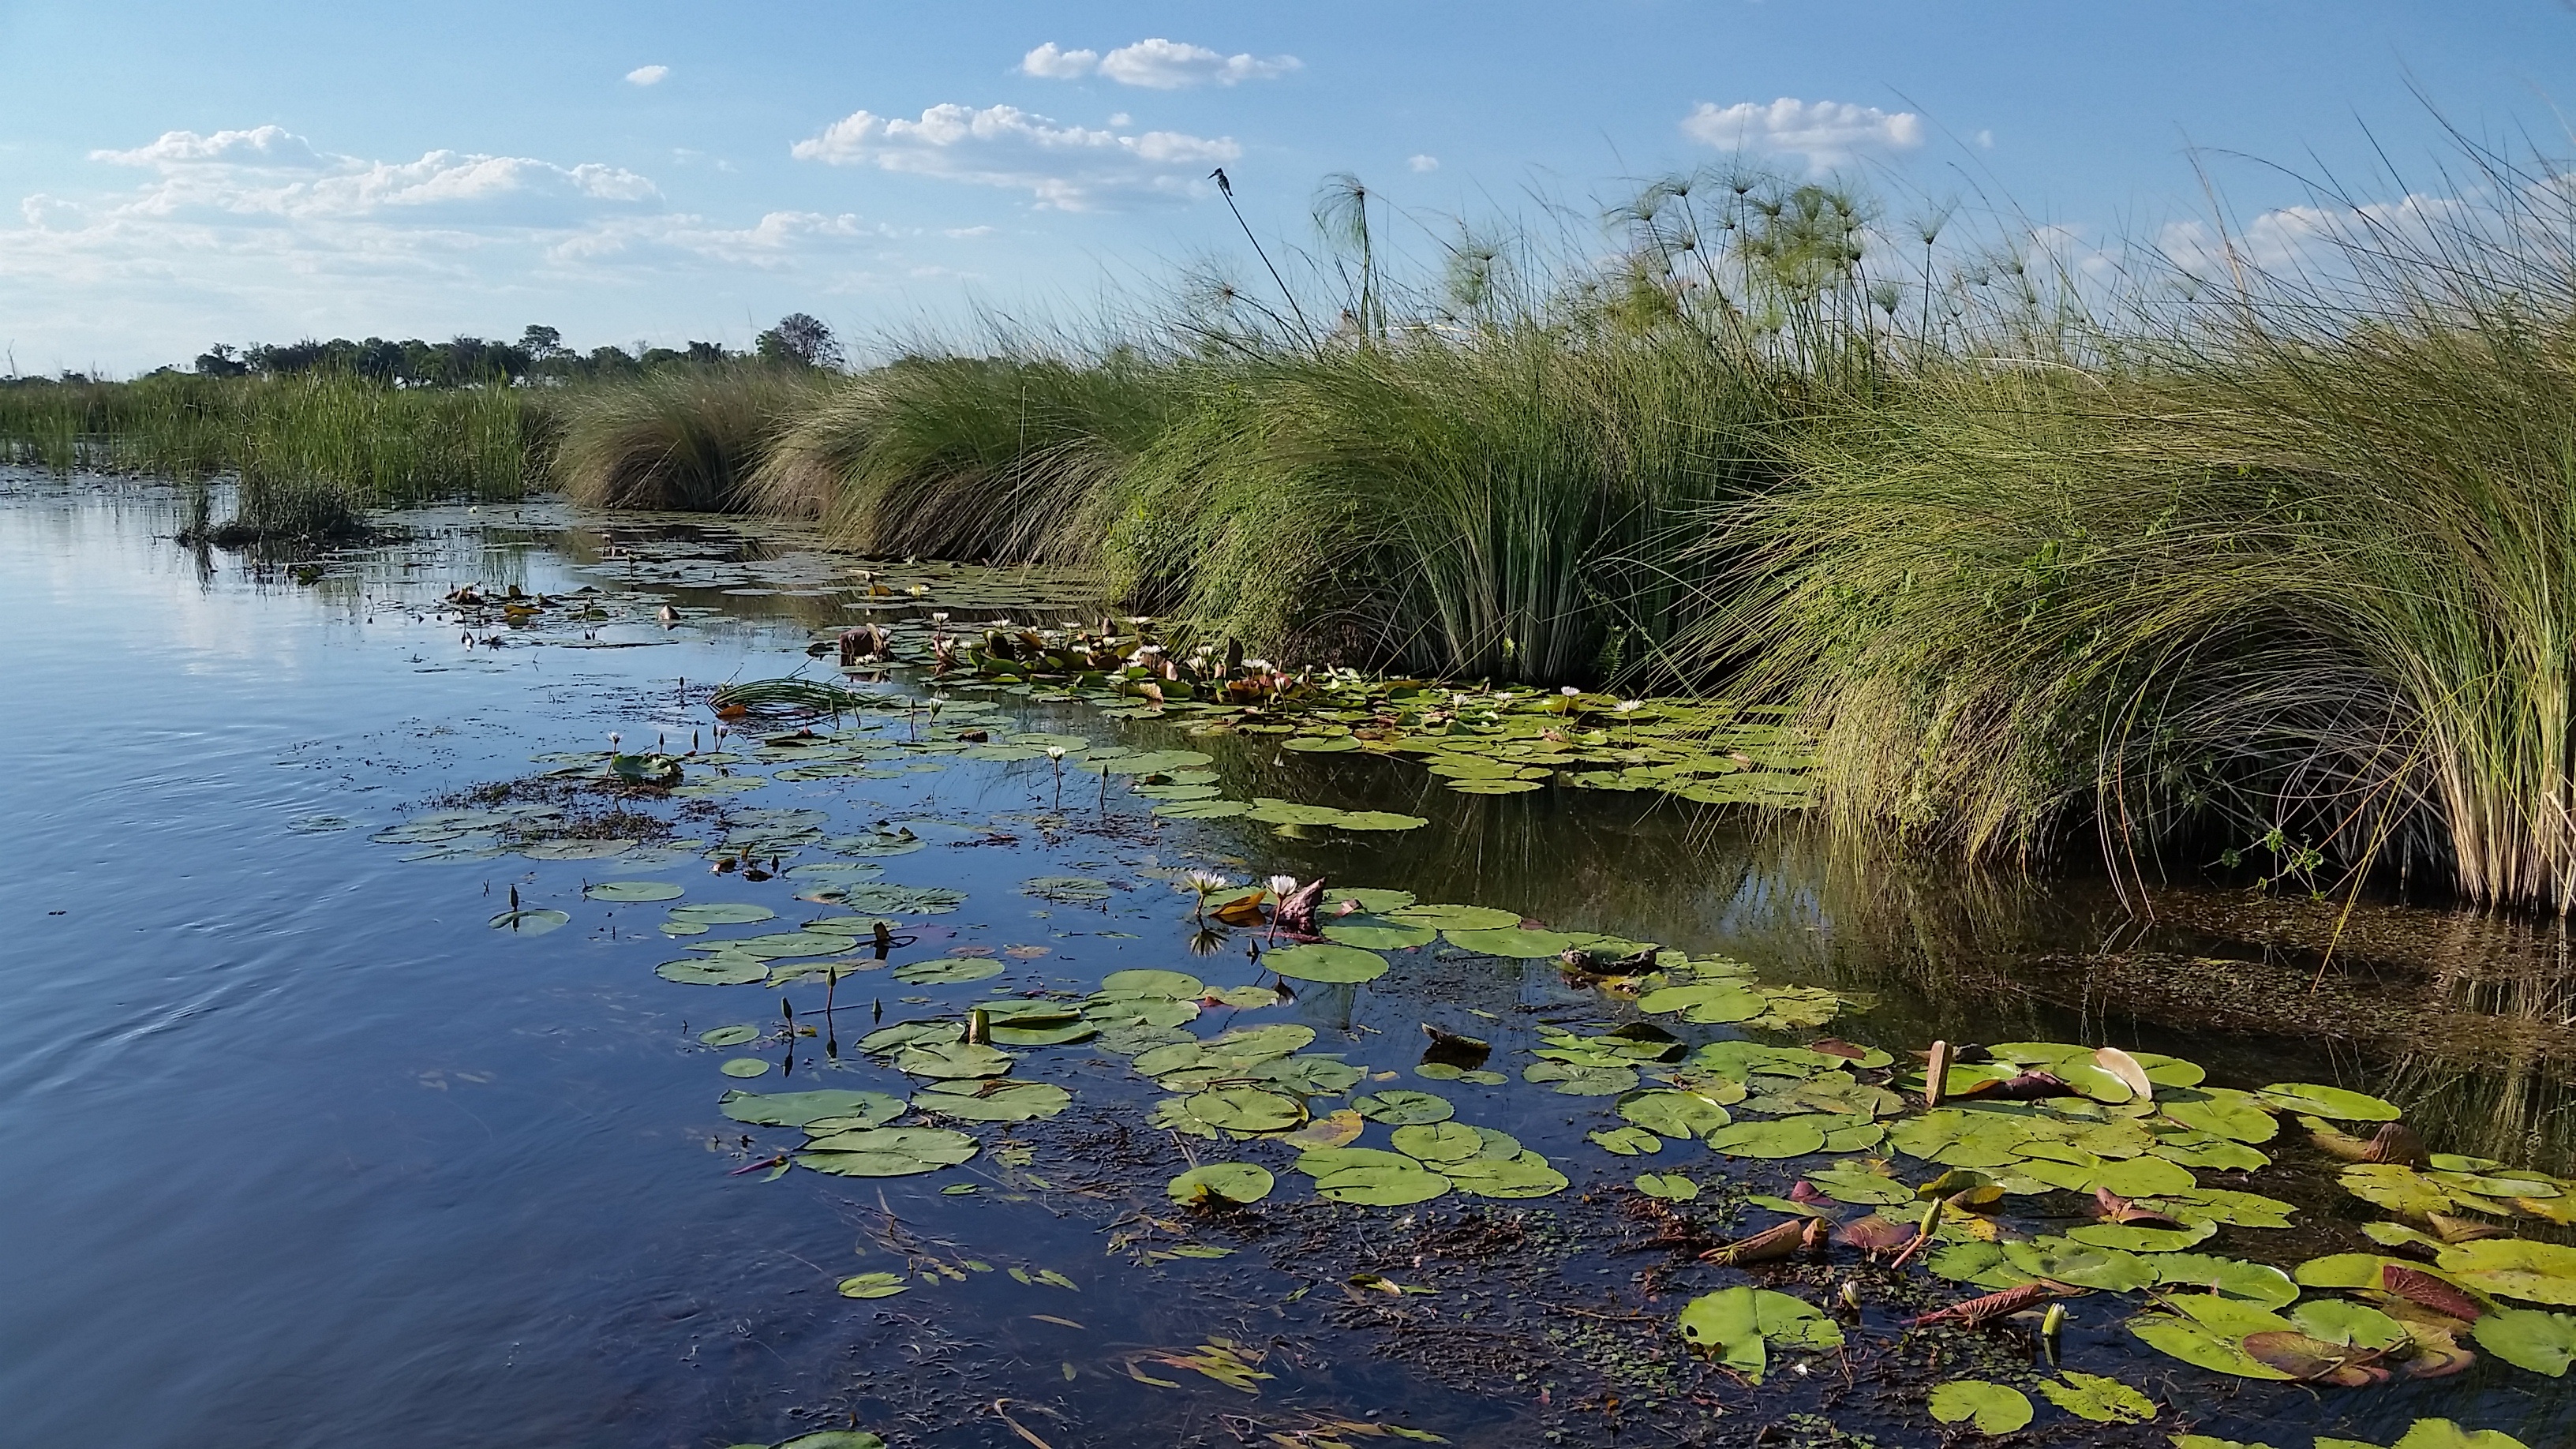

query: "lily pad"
xmin=489 ymin=908 xmax=571 ymax=934
xmin=1635 ymin=981 xmax=1767 ymax=1023
xmin=720 ymin=1088 xmax=904 ymax=1128
xmin=1314 ymin=1162 xmax=1451 ymax=1206
xmin=1443 ymin=927 xmax=1581 ymax=958
xmin=667 ymin=902 xmax=776 ymax=927
xmin=1636 ymin=1172 xmax=1702 ymax=1201
xmin=1391 ymin=1122 xmax=1485 ymax=1163
xmin=719 ymin=1058 xmax=770 ymax=1078
xmin=2473 ymin=1306 xmax=2576 ymax=1376
xmin=913 ymin=1080 xmax=1070 ymax=1122
xmin=1168 ymin=1163 xmax=1275 ymax=1207
xmin=1184 ymin=1087 xmax=1306 ymax=1133
xmin=658 ymin=954 xmax=769 ymax=985
xmin=699 ymin=1024 xmax=762 ymax=1046
xmin=1353 ymin=1090 xmax=1455 ymax=1125
xmin=1705 ymin=1118 xmax=1829 ymax=1159
xmin=2035 ymin=1370 xmax=2155 ymax=1425
xmin=893 ymin=1041 xmax=1016 ymax=1080
xmin=836 ymin=1272 xmax=910 ymax=1300
xmin=1321 ymin=919 xmax=1440 ymax=950
xmin=1443 ymin=1156 xmax=1568 ymax=1199
xmin=2004 ymin=1238 xmax=2159 ymax=1292
xmin=892 ymin=957 xmax=1005 ymax=985
xmin=1101 ymin=968 xmax=1205 ymax=997
xmin=2437 ymin=1238 xmax=2576 ymax=1305
xmin=2257 ymin=1081 xmax=2402 ymax=1121
xmin=2068 ymin=1220 xmax=2218 ymax=1253
xmin=1675 ymin=1286 xmax=1844 ymax=1383
xmin=797 ymin=1126 xmax=979 ymax=1178
xmin=1264 ymin=943 xmax=1389 ymax=984
xmin=1619 ymin=1089 xmax=1736 ymax=1140
xmin=1928 ymin=1380 xmax=2035 ymax=1434
xmin=586 ymin=879 xmax=684 ymax=902
xmin=1384 ymin=904 xmax=1522 ymax=930
xmin=2153 ymin=1254 xmax=2301 ymax=1309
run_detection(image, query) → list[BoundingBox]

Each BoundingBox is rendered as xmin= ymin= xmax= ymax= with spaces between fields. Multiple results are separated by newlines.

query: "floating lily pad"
xmin=1675 ymin=1286 xmax=1844 ymax=1383
xmin=2069 ymin=1219 xmax=2219 ymax=1252
xmin=489 ymin=908 xmax=571 ymax=934
xmin=1444 ymin=1156 xmax=1569 ymax=1199
xmin=2004 ymin=1238 xmax=2158 ymax=1292
xmin=719 ymin=1058 xmax=770 ymax=1078
xmin=1102 ymin=968 xmax=1206 ymax=997
xmin=1168 ymin=1163 xmax=1275 ymax=1206
xmin=1184 ymin=1087 xmax=1306 ymax=1133
xmin=1264 ymin=943 xmax=1389 ymax=984
xmin=658 ymin=954 xmax=768 ymax=985
xmin=2437 ymin=1238 xmax=2576 ymax=1305
xmin=1353 ymin=1089 xmax=1455 ymax=1125
xmin=1636 ymin=1171 xmax=1702 ymax=1201
xmin=797 ymin=1126 xmax=979 ymax=1178
xmin=1619 ymin=1089 xmax=1736 ymax=1140
xmin=914 ymin=1080 xmax=1070 ymax=1122
xmin=836 ymin=1272 xmax=910 ymax=1300
xmin=2153 ymin=1254 xmax=2301 ymax=1309
xmin=522 ymin=838 xmax=635 ymax=860
xmin=2035 ymin=1371 xmax=2154 ymax=1425
xmin=1589 ymin=1126 xmax=1661 ymax=1155
xmin=894 ymin=1041 xmax=1016 ymax=1080
xmin=1385 ymin=904 xmax=1522 ymax=930
xmin=1635 ymin=981 xmax=1767 ymax=1023
xmin=586 ymin=879 xmax=684 ymax=902
xmin=892 ymin=957 xmax=1005 ymax=985
xmin=2473 ymin=1307 xmax=2576 ymax=1376
xmin=2257 ymin=1081 xmax=2402 ymax=1121
xmin=699 ymin=1024 xmax=762 ymax=1046
xmin=721 ymin=1088 xmax=904 ymax=1128
xmin=1321 ymin=919 xmax=1440 ymax=950
xmin=829 ymin=884 xmax=968 ymax=915
xmin=1313 ymin=1161 xmax=1451 ymax=1206
xmin=1928 ymin=1380 xmax=2035 ymax=1434
xmin=1391 ymin=1122 xmax=1488 ymax=1163
xmin=1443 ymin=927 xmax=1582 ymax=958
xmin=668 ymin=902 xmax=776 ymax=927
xmin=2161 ymin=1087 xmax=2281 ymax=1144
xmin=1521 ymin=1061 xmax=1641 ymax=1095
xmin=1706 ymin=1118 xmax=1829 ymax=1159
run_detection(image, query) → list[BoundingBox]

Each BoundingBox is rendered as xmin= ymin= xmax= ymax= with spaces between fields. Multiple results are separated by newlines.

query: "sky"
xmin=1 ymin=0 xmax=2571 ymax=375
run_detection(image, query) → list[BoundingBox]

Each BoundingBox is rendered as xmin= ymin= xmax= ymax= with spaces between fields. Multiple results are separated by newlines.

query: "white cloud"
xmin=1680 ymin=98 xmax=1926 ymax=172
xmin=75 ymin=128 xmax=661 ymax=228
xmin=792 ymin=103 xmax=1237 ymax=209
xmin=1408 ymin=154 xmax=1440 ymax=173
xmin=1020 ymin=43 xmax=1098 ymax=80
xmin=95 ymin=125 xmax=327 ymax=170
xmin=626 ymin=65 xmax=670 ymax=86
xmin=1022 ymin=38 xmax=1299 ymax=89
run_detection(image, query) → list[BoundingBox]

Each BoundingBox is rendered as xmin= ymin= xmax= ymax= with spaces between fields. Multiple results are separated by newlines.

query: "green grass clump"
xmin=552 ymin=365 xmax=825 ymax=511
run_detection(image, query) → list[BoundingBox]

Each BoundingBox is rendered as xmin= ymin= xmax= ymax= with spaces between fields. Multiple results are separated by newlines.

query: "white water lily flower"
xmin=1185 ymin=870 xmax=1232 ymax=896
xmin=1267 ymin=874 xmax=1299 ymax=900
xmin=608 ymin=731 xmax=622 ymax=748
xmin=1046 ymin=746 xmax=1066 ymax=761
xmin=1615 ymin=699 xmax=1642 ymax=715
xmin=1561 ymin=686 xmax=1582 ymax=698
xmin=930 ymin=612 xmax=949 ymax=625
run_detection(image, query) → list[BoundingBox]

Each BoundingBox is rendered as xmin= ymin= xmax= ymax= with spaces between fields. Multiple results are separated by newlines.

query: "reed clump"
xmin=552 ymin=364 xmax=826 ymax=511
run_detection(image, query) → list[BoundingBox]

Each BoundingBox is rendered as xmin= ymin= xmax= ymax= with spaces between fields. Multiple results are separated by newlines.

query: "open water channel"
xmin=2 ymin=474 xmax=2571 ymax=1449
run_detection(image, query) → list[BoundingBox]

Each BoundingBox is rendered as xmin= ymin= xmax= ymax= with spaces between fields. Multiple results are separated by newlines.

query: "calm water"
xmin=2 ymin=475 xmax=2568 ymax=1449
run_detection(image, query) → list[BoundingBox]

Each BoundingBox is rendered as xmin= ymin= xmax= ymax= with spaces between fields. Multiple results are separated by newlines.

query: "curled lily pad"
xmin=586 ymin=878 xmax=683 ymax=902
xmin=721 ymin=1088 xmax=904 ymax=1128
xmin=1168 ymin=1163 xmax=1275 ymax=1207
xmin=2257 ymin=1081 xmax=2402 ymax=1121
xmin=1264 ymin=943 xmax=1389 ymax=984
xmin=1928 ymin=1380 xmax=2035 ymax=1434
xmin=1675 ymin=1286 xmax=1843 ymax=1383
xmin=797 ymin=1126 xmax=979 ymax=1178
xmin=1353 ymin=1090 xmax=1455 ymax=1125
xmin=2035 ymin=1371 xmax=2155 ymax=1425
xmin=914 ymin=1080 xmax=1070 ymax=1122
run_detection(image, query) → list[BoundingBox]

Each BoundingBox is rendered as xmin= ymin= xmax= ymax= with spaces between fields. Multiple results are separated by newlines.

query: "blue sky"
xmin=2 ymin=0 xmax=2570 ymax=373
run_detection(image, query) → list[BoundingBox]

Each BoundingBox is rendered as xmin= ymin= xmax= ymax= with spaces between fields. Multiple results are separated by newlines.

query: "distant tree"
xmin=517 ymin=324 xmax=566 ymax=361
xmin=194 ymin=344 xmax=249 ymax=378
xmin=756 ymin=312 xmax=841 ymax=369
xmin=683 ymin=339 xmax=728 ymax=365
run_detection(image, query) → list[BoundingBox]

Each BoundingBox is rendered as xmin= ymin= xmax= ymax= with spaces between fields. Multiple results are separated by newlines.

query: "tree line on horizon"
xmin=9 ymin=314 xmax=843 ymax=388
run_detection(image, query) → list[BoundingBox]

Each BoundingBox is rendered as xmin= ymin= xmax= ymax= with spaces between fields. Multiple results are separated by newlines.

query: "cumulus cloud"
xmin=626 ymin=64 xmax=670 ymax=86
xmin=76 ymin=125 xmax=659 ymax=227
xmin=1680 ymin=98 xmax=1925 ymax=172
xmin=1020 ymin=38 xmax=1299 ymax=88
xmin=94 ymin=125 xmax=327 ymax=170
xmin=1407 ymin=154 xmax=1440 ymax=173
xmin=792 ymin=103 xmax=1237 ymax=208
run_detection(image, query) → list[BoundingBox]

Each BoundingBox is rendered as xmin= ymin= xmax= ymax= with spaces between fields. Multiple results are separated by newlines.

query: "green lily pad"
xmin=893 ymin=1041 xmax=1016 ymax=1080
xmin=2035 ymin=1370 xmax=2154 ymax=1425
xmin=2473 ymin=1306 xmax=2576 ymax=1376
xmin=836 ymin=1271 xmax=911 ymax=1300
xmin=797 ymin=1126 xmax=979 ymax=1178
xmin=892 ymin=957 xmax=1005 ymax=985
xmin=699 ymin=1024 xmax=762 ymax=1046
xmin=1314 ymin=1162 xmax=1451 ymax=1205
xmin=1353 ymin=1090 xmax=1455 ymax=1124
xmin=2130 ymin=1307 xmax=2298 ymax=1380
xmin=719 ymin=1058 xmax=771 ymax=1078
xmin=703 ymin=930 xmax=859 ymax=960
xmin=2295 ymin=1252 xmax=2436 ymax=1290
xmin=1636 ymin=1172 xmax=1702 ymax=1201
xmin=1805 ymin=1160 xmax=1915 ymax=1207
xmin=1168 ymin=1163 xmax=1275 ymax=1206
xmin=1589 ymin=1125 xmax=1661 ymax=1155
xmin=2068 ymin=1220 xmax=2218 ymax=1252
xmin=721 ymin=1088 xmax=904 ymax=1128
xmin=522 ymin=838 xmax=635 ymax=860
xmin=1705 ymin=1118 xmax=1829 ymax=1159
xmin=2152 ymin=1254 xmax=2300 ymax=1309
xmin=1444 ymin=1155 xmax=1568 ymax=1199
xmin=586 ymin=879 xmax=684 ymax=902
xmin=913 ymin=1080 xmax=1070 ymax=1122
xmin=1391 ymin=1122 xmax=1485 ymax=1163
xmin=1264 ymin=943 xmax=1389 ymax=984
xmin=2161 ymin=1088 xmax=2280 ymax=1144
xmin=1384 ymin=904 xmax=1522 ymax=930
xmin=1443 ymin=927 xmax=1581 ymax=958
xmin=2004 ymin=1238 xmax=2159 ymax=1291
xmin=1329 ymin=888 xmax=1418 ymax=913
xmin=1928 ymin=1380 xmax=2035 ymax=1434
xmin=667 ymin=902 xmax=776 ymax=927
xmin=1635 ymin=981 xmax=1767 ymax=1023
xmin=2256 ymin=1081 xmax=2402 ymax=1121
xmin=1321 ymin=919 xmax=1440 ymax=950
xmin=2291 ymin=1298 xmax=2408 ymax=1351
xmin=1184 ymin=1087 xmax=1306 ymax=1133
xmin=658 ymin=954 xmax=769 ymax=985
xmin=2437 ymin=1238 xmax=2576 ymax=1305
xmin=1675 ymin=1286 xmax=1844 ymax=1383
xmin=1156 ymin=799 xmax=1251 ymax=819
xmin=489 ymin=908 xmax=571 ymax=934
xmin=1521 ymin=1061 xmax=1641 ymax=1095
xmin=1100 ymin=968 xmax=1204 ymax=997
xmin=1619 ymin=1089 xmax=1735 ymax=1140
xmin=2343 ymin=1163 xmax=2462 ymax=1217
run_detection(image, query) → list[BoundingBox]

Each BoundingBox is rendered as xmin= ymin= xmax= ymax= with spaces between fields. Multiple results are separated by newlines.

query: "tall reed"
xmin=552 ymin=365 xmax=824 ymax=511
